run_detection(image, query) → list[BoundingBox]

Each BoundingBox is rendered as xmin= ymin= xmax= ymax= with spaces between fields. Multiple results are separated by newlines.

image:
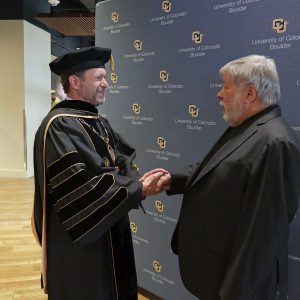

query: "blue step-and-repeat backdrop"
xmin=95 ymin=1 xmax=300 ymax=299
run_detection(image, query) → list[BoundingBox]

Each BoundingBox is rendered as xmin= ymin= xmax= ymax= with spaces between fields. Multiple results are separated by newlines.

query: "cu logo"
xmin=110 ymin=73 xmax=118 ymax=83
xmin=153 ymin=260 xmax=162 ymax=272
xmin=132 ymin=103 xmax=141 ymax=114
xmin=155 ymin=200 xmax=164 ymax=212
xmin=192 ymin=31 xmax=203 ymax=44
xmin=111 ymin=12 xmax=119 ymax=23
xmin=189 ymin=105 xmax=199 ymax=117
xmin=130 ymin=222 xmax=138 ymax=233
xmin=134 ymin=40 xmax=142 ymax=51
xmin=160 ymin=70 xmax=169 ymax=82
xmin=157 ymin=137 xmax=166 ymax=149
xmin=162 ymin=1 xmax=172 ymax=13
xmin=272 ymin=18 xmax=288 ymax=33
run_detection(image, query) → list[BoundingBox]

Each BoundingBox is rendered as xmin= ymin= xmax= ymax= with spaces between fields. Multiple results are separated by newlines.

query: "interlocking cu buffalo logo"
xmin=162 ymin=0 xmax=172 ymax=13
xmin=157 ymin=137 xmax=167 ymax=149
xmin=134 ymin=40 xmax=142 ymax=51
xmin=130 ymin=221 xmax=138 ymax=233
xmin=189 ymin=105 xmax=199 ymax=117
xmin=153 ymin=260 xmax=162 ymax=273
xmin=272 ymin=18 xmax=288 ymax=33
xmin=111 ymin=11 xmax=118 ymax=23
xmin=155 ymin=200 xmax=165 ymax=212
xmin=160 ymin=70 xmax=169 ymax=82
xmin=192 ymin=31 xmax=204 ymax=44
xmin=132 ymin=103 xmax=141 ymax=114
xmin=110 ymin=72 xmax=118 ymax=84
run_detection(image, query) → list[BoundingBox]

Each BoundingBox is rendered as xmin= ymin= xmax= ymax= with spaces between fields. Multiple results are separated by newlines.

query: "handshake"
xmin=140 ymin=168 xmax=171 ymax=197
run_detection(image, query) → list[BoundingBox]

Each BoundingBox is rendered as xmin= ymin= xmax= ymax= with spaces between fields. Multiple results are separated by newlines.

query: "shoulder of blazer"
xmin=255 ymin=105 xmax=281 ymax=127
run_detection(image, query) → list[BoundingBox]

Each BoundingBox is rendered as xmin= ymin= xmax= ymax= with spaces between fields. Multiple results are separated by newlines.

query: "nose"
xmin=217 ymin=88 xmax=223 ymax=101
xmin=100 ymin=78 xmax=108 ymax=88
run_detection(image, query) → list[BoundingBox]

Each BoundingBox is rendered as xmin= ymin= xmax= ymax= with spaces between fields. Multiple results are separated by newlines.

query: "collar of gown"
xmin=52 ymin=99 xmax=98 ymax=114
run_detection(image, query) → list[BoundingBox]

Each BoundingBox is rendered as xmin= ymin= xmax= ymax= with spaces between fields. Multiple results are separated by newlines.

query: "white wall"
xmin=0 ymin=20 xmax=50 ymax=178
xmin=0 ymin=20 xmax=26 ymax=177
xmin=24 ymin=21 xmax=51 ymax=177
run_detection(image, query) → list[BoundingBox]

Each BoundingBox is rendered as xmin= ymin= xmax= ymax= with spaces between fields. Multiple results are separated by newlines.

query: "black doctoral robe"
xmin=169 ymin=105 xmax=300 ymax=300
xmin=32 ymin=100 xmax=142 ymax=300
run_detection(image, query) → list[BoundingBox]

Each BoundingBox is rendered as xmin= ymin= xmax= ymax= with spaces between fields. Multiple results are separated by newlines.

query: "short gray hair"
xmin=219 ymin=55 xmax=281 ymax=105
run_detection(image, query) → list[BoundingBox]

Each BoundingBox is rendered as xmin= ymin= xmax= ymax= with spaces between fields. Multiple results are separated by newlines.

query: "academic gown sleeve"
xmin=106 ymin=119 xmax=141 ymax=180
xmin=44 ymin=116 xmax=143 ymax=246
xmin=219 ymin=140 xmax=300 ymax=300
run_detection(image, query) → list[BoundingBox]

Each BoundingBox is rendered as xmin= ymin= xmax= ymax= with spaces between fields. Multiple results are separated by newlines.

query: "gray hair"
xmin=219 ymin=55 xmax=281 ymax=105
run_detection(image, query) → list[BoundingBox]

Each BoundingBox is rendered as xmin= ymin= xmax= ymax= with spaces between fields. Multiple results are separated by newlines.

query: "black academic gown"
xmin=32 ymin=100 xmax=141 ymax=300
xmin=169 ymin=105 xmax=300 ymax=300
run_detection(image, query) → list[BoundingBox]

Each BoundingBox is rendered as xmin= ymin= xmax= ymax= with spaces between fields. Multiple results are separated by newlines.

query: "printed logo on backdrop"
xmin=148 ymin=70 xmax=184 ymax=94
xmin=102 ymin=11 xmax=131 ymax=34
xmin=145 ymin=200 xmax=177 ymax=225
xmin=110 ymin=72 xmax=118 ymax=83
xmin=111 ymin=12 xmax=118 ymax=23
xmin=130 ymin=221 xmax=150 ymax=245
xmin=132 ymin=103 xmax=141 ymax=114
xmin=123 ymin=103 xmax=154 ymax=126
xmin=130 ymin=221 xmax=138 ymax=233
xmin=108 ymin=72 xmax=130 ymax=94
xmin=160 ymin=70 xmax=169 ymax=82
xmin=153 ymin=260 xmax=162 ymax=272
xmin=157 ymin=137 xmax=167 ymax=149
xmin=189 ymin=104 xmax=199 ymax=117
xmin=146 ymin=136 xmax=181 ymax=161
xmin=273 ymin=18 xmax=287 ymax=33
xmin=134 ymin=40 xmax=142 ymax=51
xmin=162 ymin=1 xmax=172 ymax=13
xmin=178 ymin=31 xmax=221 ymax=58
xmin=252 ymin=18 xmax=300 ymax=50
xmin=155 ymin=200 xmax=164 ymax=212
xmin=142 ymin=260 xmax=175 ymax=286
xmin=149 ymin=0 xmax=188 ymax=26
xmin=192 ymin=31 xmax=204 ymax=44
xmin=174 ymin=104 xmax=217 ymax=131
xmin=213 ymin=0 xmax=261 ymax=14
xmin=124 ymin=39 xmax=156 ymax=63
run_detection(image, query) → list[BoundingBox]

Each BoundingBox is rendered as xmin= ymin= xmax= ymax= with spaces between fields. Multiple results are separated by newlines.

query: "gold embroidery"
xmin=103 ymin=157 xmax=110 ymax=167
xmin=78 ymin=117 xmax=116 ymax=164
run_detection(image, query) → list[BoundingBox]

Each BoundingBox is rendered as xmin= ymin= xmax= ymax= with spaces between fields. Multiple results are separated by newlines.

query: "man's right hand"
xmin=140 ymin=169 xmax=171 ymax=197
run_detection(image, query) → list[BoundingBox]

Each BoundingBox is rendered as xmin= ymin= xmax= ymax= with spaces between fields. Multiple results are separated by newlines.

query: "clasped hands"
xmin=140 ymin=168 xmax=171 ymax=197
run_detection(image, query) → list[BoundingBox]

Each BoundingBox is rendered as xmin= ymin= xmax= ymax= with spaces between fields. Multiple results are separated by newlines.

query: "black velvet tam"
xmin=49 ymin=46 xmax=111 ymax=76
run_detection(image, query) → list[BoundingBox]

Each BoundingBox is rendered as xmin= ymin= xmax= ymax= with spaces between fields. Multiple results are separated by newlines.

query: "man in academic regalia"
xmin=142 ymin=55 xmax=300 ymax=300
xmin=32 ymin=46 xmax=162 ymax=300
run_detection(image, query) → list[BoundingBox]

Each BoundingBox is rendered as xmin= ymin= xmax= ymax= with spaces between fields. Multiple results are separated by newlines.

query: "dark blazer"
xmin=169 ymin=105 xmax=300 ymax=300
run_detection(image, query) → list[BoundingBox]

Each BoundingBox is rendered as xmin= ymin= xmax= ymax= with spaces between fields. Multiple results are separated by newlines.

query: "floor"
xmin=0 ymin=177 xmax=158 ymax=300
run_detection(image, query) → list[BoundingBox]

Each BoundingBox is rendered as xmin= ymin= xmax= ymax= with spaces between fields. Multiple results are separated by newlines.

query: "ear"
xmin=68 ymin=75 xmax=81 ymax=90
xmin=244 ymin=84 xmax=257 ymax=103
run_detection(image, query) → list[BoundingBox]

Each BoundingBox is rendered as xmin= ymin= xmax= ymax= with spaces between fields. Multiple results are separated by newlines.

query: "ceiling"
xmin=36 ymin=12 xmax=95 ymax=36
xmin=34 ymin=0 xmax=103 ymax=56
xmin=0 ymin=0 xmax=102 ymax=56
xmin=35 ymin=0 xmax=97 ymax=36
